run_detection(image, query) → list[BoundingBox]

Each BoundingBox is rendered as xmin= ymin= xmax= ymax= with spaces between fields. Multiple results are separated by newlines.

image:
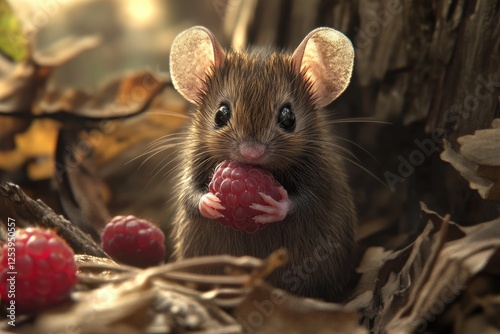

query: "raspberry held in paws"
xmin=0 ymin=227 xmax=77 ymax=314
xmin=208 ymin=160 xmax=285 ymax=233
xmin=101 ymin=215 xmax=165 ymax=268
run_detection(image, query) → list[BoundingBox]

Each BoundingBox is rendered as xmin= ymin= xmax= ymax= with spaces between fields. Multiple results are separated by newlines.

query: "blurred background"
xmin=0 ymin=0 xmax=499 ymax=251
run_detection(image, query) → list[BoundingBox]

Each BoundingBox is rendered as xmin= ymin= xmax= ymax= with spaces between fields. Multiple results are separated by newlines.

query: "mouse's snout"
xmin=239 ymin=142 xmax=266 ymax=162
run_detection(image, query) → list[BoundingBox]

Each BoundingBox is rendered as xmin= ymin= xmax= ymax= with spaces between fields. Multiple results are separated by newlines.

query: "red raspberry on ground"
xmin=101 ymin=215 xmax=165 ymax=268
xmin=209 ymin=160 xmax=282 ymax=233
xmin=0 ymin=227 xmax=77 ymax=314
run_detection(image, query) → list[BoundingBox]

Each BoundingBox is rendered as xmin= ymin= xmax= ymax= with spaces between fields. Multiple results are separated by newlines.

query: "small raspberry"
xmin=0 ymin=227 xmax=77 ymax=314
xmin=101 ymin=215 xmax=165 ymax=268
xmin=209 ymin=160 xmax=281 ymax=233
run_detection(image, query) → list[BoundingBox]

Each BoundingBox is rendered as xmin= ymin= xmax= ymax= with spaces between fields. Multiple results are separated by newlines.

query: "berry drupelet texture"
xmin=101 ymin=215 xmax=165 ymax=268
xmin=0 ymin=227 xmax=77 ymax=314
xmin=208 ymin=160 xmax=283 ymax=233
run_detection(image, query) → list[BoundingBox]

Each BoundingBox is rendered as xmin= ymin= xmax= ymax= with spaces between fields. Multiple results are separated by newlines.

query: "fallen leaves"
xmin=0 ymin=35 xmax=100 ymax=115
xmin=0 ymin=33 xmax=99 ymax=165
xmin=441 ymin=119 xmax=500 ymax=201
xmin=0 ymin=23 xmax=173 ymax=183
xmin=235 ymin=283 xmax=366 ymax=334
xmin=17 ymin=249 xmax=289 ymax=333
xmin=352 ymin=203 xmax=500 ymax=333
xmin=0 ymin=119 xmax=59 ymax=178
xmin=35 ymin=69 xmax=167 ymax=119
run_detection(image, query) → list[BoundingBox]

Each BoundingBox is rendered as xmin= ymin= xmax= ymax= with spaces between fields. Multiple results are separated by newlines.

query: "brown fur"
xmin=172 ymin=49 xmax=356 ymax=301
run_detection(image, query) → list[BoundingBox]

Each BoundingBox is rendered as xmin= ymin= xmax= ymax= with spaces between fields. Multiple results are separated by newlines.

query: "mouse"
xmin=169 ymin=26 xmax=356 ymax=301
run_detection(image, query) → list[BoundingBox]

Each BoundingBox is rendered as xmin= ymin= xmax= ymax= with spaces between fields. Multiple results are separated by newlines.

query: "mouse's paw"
xmin=199 ymin=193 xmax=225 ymax=219
xmin=250 ymin=187 xmax=290 ymax=224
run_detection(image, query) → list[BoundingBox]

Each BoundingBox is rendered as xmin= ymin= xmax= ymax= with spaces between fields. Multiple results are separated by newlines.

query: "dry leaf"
xmin=235 ymin=282 xmax=366 ymax=334
xmin=363 ymin=203 xmax=500 ymax=333
xmin=458 ymin=119 xmax=500 ymax=166
xmin=0 ymin=59 xmax=42 ymax=151
xmin=429 ymin=274 xmax=500 ymax=333
xmin=345 ymin=246 xmax=393 ymax=311
xmin=441 ymin=119 xmax=500 ymax=201
xmin=0 ymin=117 xmax=31 ymax=151
xmin=0 ymin=36 xmax=100 ymax=114
xmin=35 ymin=70 xmax=168 ymax=118
xmin=0 ymin=119 xmax=59 ymax=177
xmin=0 ymin=60 xmax=40 ymax=112
xmin=0 ymin=33 xmax=100 ymax=155
xmin=33 ymin=281 xmax=156 ymax=334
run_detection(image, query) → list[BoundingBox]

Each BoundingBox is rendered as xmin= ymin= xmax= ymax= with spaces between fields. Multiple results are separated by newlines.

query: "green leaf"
xmin=0 ymin=0 xmax=28 ymax=62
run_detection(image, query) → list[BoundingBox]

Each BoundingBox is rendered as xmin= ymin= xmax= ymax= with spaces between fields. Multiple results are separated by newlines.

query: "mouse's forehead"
xmin=221 ymin=51 xmax=296 ymax=106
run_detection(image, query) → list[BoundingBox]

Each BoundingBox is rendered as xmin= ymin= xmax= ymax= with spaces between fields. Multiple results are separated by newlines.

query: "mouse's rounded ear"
xmin=292 ymin=28 xmax=354 ymax=108
xmin=170 ymin=26 xmax=225 ymax=105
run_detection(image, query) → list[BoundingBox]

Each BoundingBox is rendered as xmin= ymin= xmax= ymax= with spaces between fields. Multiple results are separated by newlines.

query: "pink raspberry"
xmin=209 ymin=160 xmax=282 ymax=233
xmin=101 ymin=215 xmax=165 ymax=268
xmin=0 ymin=227 xmax=78 ymax=314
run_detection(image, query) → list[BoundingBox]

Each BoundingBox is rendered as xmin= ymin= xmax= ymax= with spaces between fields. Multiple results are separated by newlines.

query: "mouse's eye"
xmin=215 ymin=104 xmax=231 ymax=128
xmin=277 ymin=105 xmax=296 ymax=132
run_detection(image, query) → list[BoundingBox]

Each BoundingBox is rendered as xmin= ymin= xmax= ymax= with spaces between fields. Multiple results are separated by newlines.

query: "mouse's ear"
xmin=292 ymin=28 xmax=354 ymax=108
xmin=170 ymin=26 xmax=225 ymax=105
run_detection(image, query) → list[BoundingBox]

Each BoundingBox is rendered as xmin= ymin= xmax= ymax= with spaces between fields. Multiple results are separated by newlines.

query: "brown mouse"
xmin=169 ymin=26 xmax=356 ymax=301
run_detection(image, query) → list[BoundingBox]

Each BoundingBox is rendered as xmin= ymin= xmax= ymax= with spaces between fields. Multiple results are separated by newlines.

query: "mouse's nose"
xmin=239 ymin=142 xmax=266 ymax=161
